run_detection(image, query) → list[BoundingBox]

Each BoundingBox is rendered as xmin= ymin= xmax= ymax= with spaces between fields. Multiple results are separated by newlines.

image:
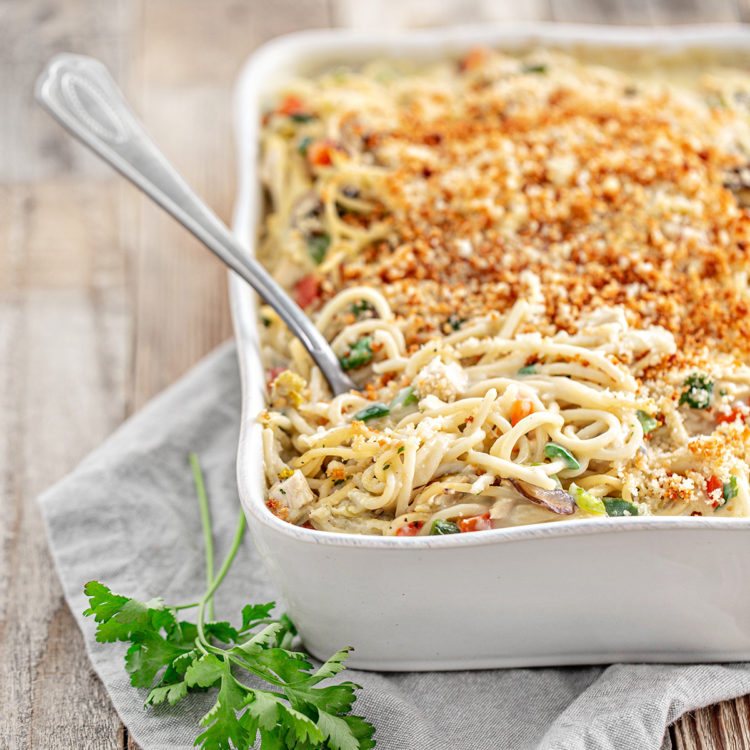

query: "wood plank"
xmin=0 ymin=1 xmax=137 ymax=746
xmin=550 ymin=0 xmax=656 ymax=24
xmin=0 ymin=182 xmax=130 ymax=750
xmin=648 ymin=0 xmax=740 ymax=24
xmin=672 ymin=697 xmax=750 ymax=749
xmin=332 ymin=0 xmax=551 ymax=28
xmin=0 ymin=0 xmax=135 ymax=182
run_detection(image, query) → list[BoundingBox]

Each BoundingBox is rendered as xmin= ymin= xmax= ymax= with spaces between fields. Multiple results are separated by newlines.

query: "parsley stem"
xmin=196 ymin=512 xmax=246 ymax=651
xmin=173 ymin=602 xmax=200 ymax=610
xmin=190 ymin=453 xmax=215 ymax=621
xmin=205 ymin=512 xmax=246 ymax=604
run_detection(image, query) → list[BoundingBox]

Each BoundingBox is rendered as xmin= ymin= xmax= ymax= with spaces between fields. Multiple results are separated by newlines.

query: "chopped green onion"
xmin=297 ymin=136 xmax=313 ymax=155
xmin=722 ymin=476 xmax=738 ymax=504
xmin=389 ymin=386 xmax=418 ymax=411
xmin=290 ymin=112 xmax=315 ymax=122
xmin=339 ymin=336 xmax=373 ymax=370
xmin=306 ymin=233 xmax=330 ymax=265
xmin=602 ymin=497 xmax=640 ymax=517
xmin=397 ymin=446 xmax=405 ymax=454
xmin=679 ymin=373 xmax=714 ymax=410
xmin=430 ymin=519 xmax=461 ymax=535
xmin=522 ymin=63 xmax=548 ymax=74
xmin=544 ymin=443 xmax=580 ymax=470
xmin=518 ymin=364 xmax=537 ymax=375
xmin=354 ymin=402 xmax=389 ymax=422
xmin=571 ymin=484 xmax=606 ymax=515
xmin=333 ymin=478 xmax=345 ymax=486
xmin=636 ymin=410 xmax=658 ymax=434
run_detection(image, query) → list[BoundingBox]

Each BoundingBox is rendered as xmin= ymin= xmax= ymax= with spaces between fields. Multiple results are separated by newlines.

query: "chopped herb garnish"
xmin=354 ymin=402 xmax=389 ymax=422
xmin=603 ymin=497 xmax=640 ymax=517
xmin=518 ymin=364 xmax=537 ymax=375
xmin=290 ymin=112 xmax=315 ymax=122
xmin=297 ymin=136 xmax=313 ymax=155
xmin=389 ymin=386 xmax=418 ymax=412
xmin=261 ymin=315 xmax=271 ymax=328
xmin=571 ymin=484 xmax=606 ymax=515
xmin=397 ymin=446 xmax=405 ymax=454
xmin=306 ymin=233 xmax=330 ymax=265
xmin=522 ymin=63 xmax=548 ymax=74
xmin=339 ymin=336 xmax=373 ymax=370
xmin=447 ymin=314 xmax=466 ymax=331
xmin=431 ymin=519 xmax=461 ymax=535
xmin=383 ymin=464 xmax=390 ymax=470
xmin=720 ymin=388 xmax=728 ymax=397
xmin=636 ymin=410 xmax=658 ymax=434
xmin=350 ymin=299 xmax=375 ymax=318
xmin=333 ymin=479 xmax=345 ymax=486
xmin=679 ymin=373 xmax=714 ymax=409
xmin=544 ymin=442 xmax=580 ymax=470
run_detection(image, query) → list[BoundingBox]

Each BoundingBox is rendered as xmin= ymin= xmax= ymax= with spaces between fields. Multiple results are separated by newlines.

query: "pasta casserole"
xmin=255 ymin=48 xmax=750 ymax=536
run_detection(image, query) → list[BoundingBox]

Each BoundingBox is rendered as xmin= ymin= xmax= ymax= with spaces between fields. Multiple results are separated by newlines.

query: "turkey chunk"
xmin=268 ymin=469 xmax=315 ymax=511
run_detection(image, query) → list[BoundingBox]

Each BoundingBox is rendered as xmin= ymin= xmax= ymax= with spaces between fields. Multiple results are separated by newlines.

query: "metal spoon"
xmin=35 ymin=53 xmax=356 ymax=396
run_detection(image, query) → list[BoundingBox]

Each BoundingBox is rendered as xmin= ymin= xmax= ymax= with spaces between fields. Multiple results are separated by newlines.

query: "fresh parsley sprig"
xmin=83 ymin=453 xmax=375 ymax=750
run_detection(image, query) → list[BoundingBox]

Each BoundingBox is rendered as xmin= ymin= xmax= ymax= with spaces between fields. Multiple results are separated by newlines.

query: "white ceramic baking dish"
xmin=230 ymin=23 xmax=750 ymax=671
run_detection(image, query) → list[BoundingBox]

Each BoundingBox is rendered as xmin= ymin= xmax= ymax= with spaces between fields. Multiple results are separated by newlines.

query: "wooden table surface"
xmin=2 ymin=1 xmax=750 ymax=748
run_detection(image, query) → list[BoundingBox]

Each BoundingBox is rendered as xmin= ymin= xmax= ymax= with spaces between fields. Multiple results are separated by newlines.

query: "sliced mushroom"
xmin=290 ymin=190 xmax=324 ymax=234
xmin=509 ymin=478 xmax=576 ymax=515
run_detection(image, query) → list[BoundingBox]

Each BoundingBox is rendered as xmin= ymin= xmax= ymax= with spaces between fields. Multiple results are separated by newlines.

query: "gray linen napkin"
xmin=39 ymin=342 xmax=750 ymax=750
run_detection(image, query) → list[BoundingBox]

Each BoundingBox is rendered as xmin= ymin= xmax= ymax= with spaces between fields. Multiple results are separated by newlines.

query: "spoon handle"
xmin=35 ymin=53 xmax=356 ymax=396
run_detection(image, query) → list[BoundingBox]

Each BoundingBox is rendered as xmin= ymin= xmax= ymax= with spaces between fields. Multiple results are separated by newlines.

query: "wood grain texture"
xmin=2 ymin=1 xmax=750 ymax=749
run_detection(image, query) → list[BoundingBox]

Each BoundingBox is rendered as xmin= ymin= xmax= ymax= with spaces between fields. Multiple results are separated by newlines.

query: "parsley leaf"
xmin=679 ymin=373 xmax=714 ymax=409
xmin=82 ymin=453 xmax=376 ymax=750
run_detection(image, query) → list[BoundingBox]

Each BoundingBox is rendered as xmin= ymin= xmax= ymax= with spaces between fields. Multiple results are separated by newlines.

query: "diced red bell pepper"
xmin=458 ymin=513 xmax=492 ymax=533
xmin=460 ymin=46 xmax=490 ymax=72
xmin=706 ymin=475 xmax=722 ymax=501
xmin=717 ymin=407 xmax=744 ymax=424
xmin=293 ymin=274 xmax=319 ymax=309
xmin=278 ymin=94 xmax=307 ymax=116
xmin=306 ymin=139 xmax=337 ymax=167
xmin=395 ymin=521 xmax=424 ymax=536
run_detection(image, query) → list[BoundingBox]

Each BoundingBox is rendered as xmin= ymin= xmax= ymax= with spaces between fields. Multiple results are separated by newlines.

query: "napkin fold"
xmin=39 ymin=342 xmax=750 ymax=750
